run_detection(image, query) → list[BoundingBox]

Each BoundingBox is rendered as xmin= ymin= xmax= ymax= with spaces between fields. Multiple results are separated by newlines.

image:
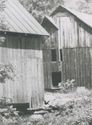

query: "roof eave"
xmin=42 ymin=16 xmax=59 ymax=30
xmin=0 ymin=30 xmax=49 ymax=36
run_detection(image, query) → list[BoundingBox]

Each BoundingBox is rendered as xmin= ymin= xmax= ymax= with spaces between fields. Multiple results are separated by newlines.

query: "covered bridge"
xmin=0 ymin=0 xmax=49 ymax=109
xmin=42 ymin=5 xmax=92 ymax=89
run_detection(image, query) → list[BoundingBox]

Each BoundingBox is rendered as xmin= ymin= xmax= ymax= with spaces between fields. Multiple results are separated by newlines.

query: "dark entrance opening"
xmin=52 ymin=72 xmax=61 ymax=87
xmin=12 ymin=103 xmax=29 ymax=111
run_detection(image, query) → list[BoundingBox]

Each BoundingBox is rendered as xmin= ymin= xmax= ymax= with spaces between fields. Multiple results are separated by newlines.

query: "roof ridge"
xmin=50 ymin=5 xmax=92 ymax=29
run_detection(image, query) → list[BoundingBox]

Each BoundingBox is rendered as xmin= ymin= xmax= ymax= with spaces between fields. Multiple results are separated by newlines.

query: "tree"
xmin=0 ymin=0 xmax=9 ymax=30
xmin=64 ymin=0 xmax=92 ymax=14
xmin=19 ymin=0 xmax=64 ymax=22
xmin=19 ymin=0 xmax=92 ymax=22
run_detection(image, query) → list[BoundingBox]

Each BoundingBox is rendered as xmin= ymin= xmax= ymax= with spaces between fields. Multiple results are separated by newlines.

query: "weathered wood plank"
xmin=0 ymin=34 xmax=44 ymax=109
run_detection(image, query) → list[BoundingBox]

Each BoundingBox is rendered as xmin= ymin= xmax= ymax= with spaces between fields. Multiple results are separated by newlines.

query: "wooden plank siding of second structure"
xmin=50 ymin=6 xmax=92 ymax=88
xmin=0 ymin=34 xmax=44 ymax=109
xmin=42 ymin=16 xmax=62 ymax=89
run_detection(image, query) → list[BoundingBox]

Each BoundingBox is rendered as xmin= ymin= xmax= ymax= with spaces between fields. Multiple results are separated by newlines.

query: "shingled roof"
xmin=50 ymin=5 xmax=92 ymax=29
xmin=0 ymin=0 xmax=49 ymax=36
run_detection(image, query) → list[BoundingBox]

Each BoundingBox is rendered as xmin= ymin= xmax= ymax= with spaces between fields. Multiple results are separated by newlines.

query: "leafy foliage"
xmin=0 ymin=0 xmax=6 ymax=11
xmin=2 ymin=89 xmax=91 ymax=125
xmin=19 ymin=0 xmax=64 ymax=22
xmin=19 ymin=0 xmax=92 ymax=23
xmin=43 ymin=89 xmax=92 ymax=125
xmin=0 ymin=0 xmax=9 ymax=30
xmin=0 ymin=64 xmax=15 ymax=83
xmin=0 ymin=88 xmax=92 ymax=125
xmin=58 ymin=79 xmax=76 ymax=93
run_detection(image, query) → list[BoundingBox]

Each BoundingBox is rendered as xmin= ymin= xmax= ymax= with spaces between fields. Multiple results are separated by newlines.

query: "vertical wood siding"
xmin=53 ymin=12 xmax=92 ymax=88
xmin=0 ymin=34 xmax=44 ymax=109
xmin=42 ymin=20 xmax=60 ymax=89
xmin=43 ymin=10 xmax=92 ymax=89
xmin=62 ymin=48 xmax=92 ymax=88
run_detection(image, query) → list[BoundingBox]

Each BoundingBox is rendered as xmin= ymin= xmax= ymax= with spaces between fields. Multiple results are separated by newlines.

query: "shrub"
xmin=58 ymin=79 xmax=76 ymax=93
xmin=0 ymin=63 xmax=15 ymax=103
xmin=0 ymin=64 xmax=15 ymax=83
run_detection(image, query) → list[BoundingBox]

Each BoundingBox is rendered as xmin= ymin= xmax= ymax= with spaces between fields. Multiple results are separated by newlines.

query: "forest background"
xmin=19 ymin=0 xmax=92 ymax=22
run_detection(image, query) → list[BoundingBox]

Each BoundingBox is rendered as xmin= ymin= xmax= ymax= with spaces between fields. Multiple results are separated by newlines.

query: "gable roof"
xmin=0 ymin=0 xmax=49 ymax=36
xmin=50 ymin=5 xmax=92 ymax=29
xmin=42 ymin=15 xmax=59 ymax=30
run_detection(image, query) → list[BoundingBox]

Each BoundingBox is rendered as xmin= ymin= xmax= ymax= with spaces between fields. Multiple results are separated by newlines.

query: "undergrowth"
xmin=0 ymin=80 xmax=92 ymax=125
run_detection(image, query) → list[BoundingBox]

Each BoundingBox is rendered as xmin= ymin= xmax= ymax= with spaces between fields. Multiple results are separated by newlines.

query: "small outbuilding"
xmin=0 ymin=0 xmax=49 ymax=109
xmin=42 ymin=5 xmax=92 ymax=89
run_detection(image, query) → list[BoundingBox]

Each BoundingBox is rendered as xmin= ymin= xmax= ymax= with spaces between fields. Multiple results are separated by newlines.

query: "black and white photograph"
xmin=0 ymin=0 xmax=92 ymax=124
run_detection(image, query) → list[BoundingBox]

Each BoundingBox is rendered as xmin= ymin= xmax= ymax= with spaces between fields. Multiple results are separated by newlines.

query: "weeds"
xmin=58 ymin=79 xmax=76 ymax=93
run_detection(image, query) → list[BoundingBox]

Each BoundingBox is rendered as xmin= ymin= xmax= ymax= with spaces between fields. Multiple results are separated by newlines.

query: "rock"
xmin=29 ymin=114 xmax=44 ymax=122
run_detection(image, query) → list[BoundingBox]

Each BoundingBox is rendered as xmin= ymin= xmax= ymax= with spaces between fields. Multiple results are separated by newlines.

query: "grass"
xmin=1 ymin=87 xmax=92 ymax=125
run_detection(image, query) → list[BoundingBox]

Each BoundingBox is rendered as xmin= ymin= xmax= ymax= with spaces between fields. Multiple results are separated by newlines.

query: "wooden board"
xmin=0 ymin=34 xmax=44 ymax=109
